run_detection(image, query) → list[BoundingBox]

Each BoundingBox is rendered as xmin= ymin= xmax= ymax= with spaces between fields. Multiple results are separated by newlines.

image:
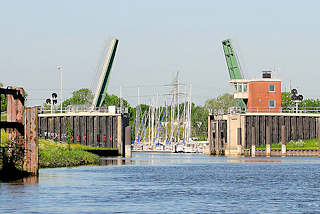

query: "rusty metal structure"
xmin=0 ymin=87 xmax=38 ymax=178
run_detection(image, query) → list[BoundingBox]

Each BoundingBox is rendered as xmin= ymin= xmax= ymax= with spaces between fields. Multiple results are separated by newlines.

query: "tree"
xmin=301 ymin=98 xmax=320 ymax=108
xmin=205 ymin=93 xmax=236 ymax=114
xmin=0 ymin=83 xmax=5 ymax=112
xmin=104 ymin=94 xmax=129 ymax=109
xmin=66 ymin=121 xmax=73 ymax=150
xmin=281 ymin=92 xmax=294 ymax=109
xmin=191 ymin=105 xmax=208 ymax=140
xmin=281 ymin=92 xmax=320 ymax=112
xmin=62 ymin=88 xmax=94 ymax=108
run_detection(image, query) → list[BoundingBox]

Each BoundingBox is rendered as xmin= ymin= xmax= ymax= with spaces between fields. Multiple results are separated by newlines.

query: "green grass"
xmin=70 ymin=143 xmax=116 ymax=151
xmin=0 ymin=113 xmax=6 ymax=121
xmin=1 ymin=129 xmax=114 ymax=168
xmin=0 ymin=129 xmax=7 ymax=146
xmin=255 ymin=138 xmax=319 ymax=150
xmin=39 ymin=139 xmax=101 ymax=168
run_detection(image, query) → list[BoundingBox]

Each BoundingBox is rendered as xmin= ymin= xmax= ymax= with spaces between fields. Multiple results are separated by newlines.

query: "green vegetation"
xmin=191 ymin=105 xmax=208 ymax=139
xmin=0 ymin=113 xmax=6 ymax=120
xmin=0 ymin=129 xmax=7 ymax=146
xmin=62 ymin=88 xmax=94 ymax=108
xmin=66 ymin=121 xmax=73 ymax=150
xmin=282 ymin=92 xmax=320 ymax=111
xmin=1 ymin=129 xmax=115 ymax=169
xmin=39 ymin=139 xmax=103 ymax=168
xmin=205 ymin=93 xmax=236 ymax=114
xmin=281 ymin=92 xmax=294 ymax=110
xmin=0 ymin=82 xmax=6 ymax=113
xmin=255 ymin=138 xmax=318 ymax=150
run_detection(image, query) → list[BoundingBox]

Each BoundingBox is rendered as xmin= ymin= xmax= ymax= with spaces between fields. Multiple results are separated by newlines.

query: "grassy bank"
xmin=0 ymin=113 xmax=6 ymax=121
xmin=255 ymin=138 xmax=318 ymax=150
xmin=0 ymin=129 xmax=6 ymax=146
xmin=39 ymin=139 xmax=117 ymax=168
xmin=1 ymin=129 xmax=116 ymax=168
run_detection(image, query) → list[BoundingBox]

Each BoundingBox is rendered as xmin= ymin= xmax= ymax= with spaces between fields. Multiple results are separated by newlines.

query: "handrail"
xmin=210 ymin=106 xmax=320 ymax=115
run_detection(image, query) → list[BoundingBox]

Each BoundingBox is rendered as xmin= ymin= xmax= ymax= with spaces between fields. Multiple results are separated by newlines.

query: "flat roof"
xmin=229 ymin=78 xmax=281 ymax=83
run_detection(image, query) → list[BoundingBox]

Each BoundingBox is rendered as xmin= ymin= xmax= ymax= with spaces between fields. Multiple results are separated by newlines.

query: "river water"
xmin=1 ymin=153 xmax=320 ymax=213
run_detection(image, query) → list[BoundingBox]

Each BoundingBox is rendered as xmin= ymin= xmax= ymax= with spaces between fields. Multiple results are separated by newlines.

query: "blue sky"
xmin=1 ymin=0 xmax=320 ymax=106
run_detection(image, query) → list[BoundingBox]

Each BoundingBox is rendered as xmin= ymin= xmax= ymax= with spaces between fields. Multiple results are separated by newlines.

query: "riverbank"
xmin=39 ymin=139 xmax=117 ymax=168
xmin=254 ymin=138 xmax=318 ymax=150
xmin=0 ymin=138 xmax=117 ymax=180
xmin=0 ymin=113 xmax=6 ymax=121
xmin=1 ymin=128 xmax=118 ymax=169
xmin=1 ymin=129 xmax=6 ymax=144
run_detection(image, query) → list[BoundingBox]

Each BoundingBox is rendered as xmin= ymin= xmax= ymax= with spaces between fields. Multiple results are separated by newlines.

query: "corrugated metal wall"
xmin=245 ymin=115 xmax=319 ymax=147
xmin=39 ymin=115 xmax=129 ymax=149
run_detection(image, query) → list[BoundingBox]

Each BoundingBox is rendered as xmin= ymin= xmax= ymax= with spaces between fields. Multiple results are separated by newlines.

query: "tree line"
xmin=1 ymin=84 xmax=317 ymax=140
xmin=48 ymin=88 xmax=320 ymax=140
xmin=59 ymin=88 xmax=233 ymax=140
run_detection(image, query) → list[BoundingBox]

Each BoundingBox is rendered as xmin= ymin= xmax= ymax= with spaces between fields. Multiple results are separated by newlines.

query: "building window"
xmin=268 ymin=84 xmax=275 ymax=92
xmin=243 ymin=83 xmax=248 ymax=92
xmin=233 ymin=83 xmax=237 ymax=92
xmin=269 ymin=100 xmax=276 ymax=108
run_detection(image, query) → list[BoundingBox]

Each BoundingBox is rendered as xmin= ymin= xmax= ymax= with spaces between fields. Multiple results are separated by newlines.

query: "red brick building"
xmin=230 ymin=71 xmax=281 ymax=113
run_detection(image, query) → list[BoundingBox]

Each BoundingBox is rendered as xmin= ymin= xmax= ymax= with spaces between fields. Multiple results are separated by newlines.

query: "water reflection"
xmin=99 ymin=158 xmax=132 ymax=166
xmin=99 ymin=152 xmax=209 ymax=166
xmin=22 ymin=175 xmax=38 ymax=184
xmin=0 ymin=175 xmax=38 ymax=185
xmin=227 ymin=159 xmax=282 ymax=163
xmin=3 ymin=175 xmax=39 ymax=185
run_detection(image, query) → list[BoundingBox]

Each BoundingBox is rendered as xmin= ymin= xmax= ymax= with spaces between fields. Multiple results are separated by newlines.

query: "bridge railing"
xmin=38 ymin=105 xmax=129 ymax=114
xmin=212 ymin=106 xmax=320 ymax=115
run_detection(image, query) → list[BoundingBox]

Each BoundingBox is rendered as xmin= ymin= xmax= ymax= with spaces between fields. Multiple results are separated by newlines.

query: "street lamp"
xmin=57 ymin=65 xmax=63 ymax=113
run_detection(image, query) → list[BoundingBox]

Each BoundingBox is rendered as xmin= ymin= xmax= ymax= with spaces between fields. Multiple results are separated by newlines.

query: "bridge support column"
xmin=215 ymin=121 xmax=220 ymax=155
xmin=251 ymin=127 xmax=256 ymax=158
xmin=266 ymin=144 xmax=271 ymax=157
xmin=266 ymin=125 xmax=271 ymax=157
xmin=318 ymin=119 xmax=320 ymax=158
xmin=125 ymin=126 xmax=132 ymax=158
xmin=23 ymin=107 xmax=39 ymax=176
xmin=117 ymin=115 xmax=123 ymax=157
xmin=207 ymin=116 xmax=213 ymax=155
xmin=281 ymin=125 xmax=286 ymax=157
xmin=236 ymin=128 xmax=242 ymax=156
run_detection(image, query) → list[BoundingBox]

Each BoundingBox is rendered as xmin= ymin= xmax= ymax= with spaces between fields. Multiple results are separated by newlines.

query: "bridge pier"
xmin=281 ymin=125 xmax=286 ymax=157
xmin=125 ymin=126 xmax=132 ymax=158
xmin=266 ymin=124 xmax=271 ymax=157
xmin=251 ymin=127 xmax=256 ymax=157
